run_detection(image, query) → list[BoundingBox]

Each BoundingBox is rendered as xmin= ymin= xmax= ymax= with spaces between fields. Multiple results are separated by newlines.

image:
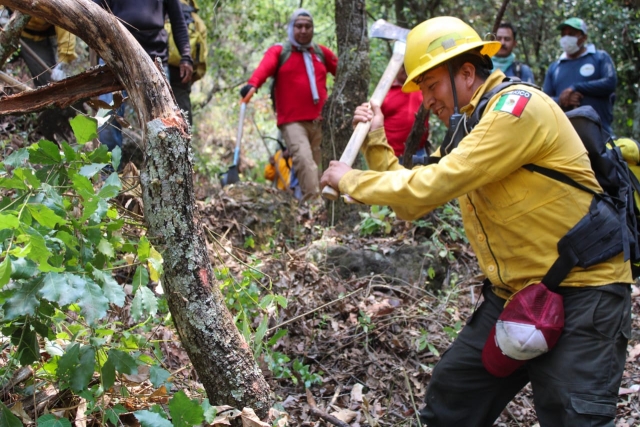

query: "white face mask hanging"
xmin=560 ymin=35 xmax=580 ymax=55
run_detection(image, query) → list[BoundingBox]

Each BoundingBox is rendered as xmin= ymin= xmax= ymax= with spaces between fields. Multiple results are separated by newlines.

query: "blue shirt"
xmin=542 ymin=44 xmax=617 ymax=135
xmin=503 ymin=62 xmax=535 ymax=84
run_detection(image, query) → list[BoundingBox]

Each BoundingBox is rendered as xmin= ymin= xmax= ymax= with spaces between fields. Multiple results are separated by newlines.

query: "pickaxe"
xmin=322 ymin=19 xmax=410 ymax=200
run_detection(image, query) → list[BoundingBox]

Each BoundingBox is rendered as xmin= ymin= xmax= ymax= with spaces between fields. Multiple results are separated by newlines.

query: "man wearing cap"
xmin=321 ymin=16 xmax=631 ymax=426
xmin=239 ymin=9 xmax=338 ymax=201
xmin=543 ymin=17 xmax=617 ymax=135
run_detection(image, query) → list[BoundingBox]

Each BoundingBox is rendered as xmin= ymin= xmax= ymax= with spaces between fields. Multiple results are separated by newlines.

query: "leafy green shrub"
xmin=356 ymin=205 xmax=395 ymax=236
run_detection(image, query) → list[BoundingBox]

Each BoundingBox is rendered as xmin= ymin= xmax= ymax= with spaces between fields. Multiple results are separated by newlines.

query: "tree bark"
xmin=492 ymin=0 xmax=512 ymax=35
xmin=322 ymin=0 xmax=369 ymax=226
xmin=0 ymin=0 xmax=271 ymax=417
xmin=0 ymin=9 xmax=29 ymax=67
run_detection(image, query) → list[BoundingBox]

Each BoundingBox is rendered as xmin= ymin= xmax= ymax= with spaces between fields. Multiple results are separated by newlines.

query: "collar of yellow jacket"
xmin=460 ymin=70 xmax=507 ymax=116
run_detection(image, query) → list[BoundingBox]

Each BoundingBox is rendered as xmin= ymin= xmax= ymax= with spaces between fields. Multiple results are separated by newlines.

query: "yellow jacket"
xmin=265 ymin=150 xmax=292 ymax=191
xmin=340 ymin=71 xmax=631 ymax=300
xmin=21 ymin=17 xmax=77 ymax=63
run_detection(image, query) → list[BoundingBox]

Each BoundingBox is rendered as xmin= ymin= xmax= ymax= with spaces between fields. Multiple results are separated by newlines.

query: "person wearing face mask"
xmin=240 ymin=9 xmax=338 ymax=201
xmin=321 ymin=16 xmax=631 ymax=426
xmin=542 ymin=17 xmax=617 ymax=136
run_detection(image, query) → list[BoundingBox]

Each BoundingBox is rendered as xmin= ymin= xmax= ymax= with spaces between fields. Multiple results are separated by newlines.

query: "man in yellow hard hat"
xmin=321 ymin=16 xmax=631 ymax=426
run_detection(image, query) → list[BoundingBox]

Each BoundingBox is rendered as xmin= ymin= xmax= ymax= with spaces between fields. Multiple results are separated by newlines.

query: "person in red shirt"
xmin=380 ymin=65 xmax=430 ymax=162
xmin=240 ymin=9 xmax=338 ymax=200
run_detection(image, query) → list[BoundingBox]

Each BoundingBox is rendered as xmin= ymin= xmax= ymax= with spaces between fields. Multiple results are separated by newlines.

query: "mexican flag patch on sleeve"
xmin=493 ymin=90 xmax=532 ymax=117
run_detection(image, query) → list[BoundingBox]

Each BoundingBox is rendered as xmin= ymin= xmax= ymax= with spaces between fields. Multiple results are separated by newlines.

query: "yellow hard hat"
xmin=402 ymin=16 xmax=501 ymax=93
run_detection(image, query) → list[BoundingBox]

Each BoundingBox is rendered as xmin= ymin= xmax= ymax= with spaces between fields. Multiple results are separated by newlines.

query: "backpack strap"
xmin=513 ymin=61 xmax=522 ymax=80
xmin=270 ymin=41 xmax=328 ymax=112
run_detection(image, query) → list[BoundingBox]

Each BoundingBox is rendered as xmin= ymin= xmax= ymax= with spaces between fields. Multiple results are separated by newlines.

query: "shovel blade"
xmin=220 ymin=165 xmax=239 ymax=187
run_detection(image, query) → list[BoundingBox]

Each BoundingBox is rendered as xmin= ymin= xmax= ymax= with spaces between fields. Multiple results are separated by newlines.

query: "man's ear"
xmin=460 ymin=62 xmax=476 ymax=87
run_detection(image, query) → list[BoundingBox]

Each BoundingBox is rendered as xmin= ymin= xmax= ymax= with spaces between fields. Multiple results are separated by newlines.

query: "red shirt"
xmin=380 ymin=86 xmax=428 ymax=157
xmin=248 ymin=44 xmax=338 ymax=126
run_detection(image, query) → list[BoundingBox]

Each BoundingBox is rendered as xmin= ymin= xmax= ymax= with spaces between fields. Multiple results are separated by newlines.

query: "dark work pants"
xmin=417 ymin=282 xmax=631 ymax=427
xmin=169 ymin=65 xmax=192 ymax=128
xmin=20 ymin=36 xmax=57 ymax=87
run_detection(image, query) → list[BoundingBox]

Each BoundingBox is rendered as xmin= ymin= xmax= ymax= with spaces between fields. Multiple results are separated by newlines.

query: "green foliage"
xmin=292 ymin=358 xmax=323 ymax=388
xmin=167 ymin=390 xmax=205 ymax=427
xmin=356 ymin=205 xmax=395 ymax=236
xmin=0 ymin=116 xmax=170 ymax=424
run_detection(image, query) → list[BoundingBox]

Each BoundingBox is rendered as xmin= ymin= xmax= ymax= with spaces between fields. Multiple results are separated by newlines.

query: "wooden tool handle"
xmin=322 ymin=41 xmax=406 ymax=201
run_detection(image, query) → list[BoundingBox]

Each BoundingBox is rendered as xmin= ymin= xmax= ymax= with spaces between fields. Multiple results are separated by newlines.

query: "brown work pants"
xmin=280 ymin=120 xmax=322 ymax=200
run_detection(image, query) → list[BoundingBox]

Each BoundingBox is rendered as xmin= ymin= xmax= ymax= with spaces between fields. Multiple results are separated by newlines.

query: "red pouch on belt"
xmin=482 ymin=283 xmax=564 ymax=377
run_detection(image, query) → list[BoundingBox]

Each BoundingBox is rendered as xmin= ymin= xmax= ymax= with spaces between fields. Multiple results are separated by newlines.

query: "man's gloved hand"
xmin=240 ymin=84 xmax=255 ymax=98
xmin=50 ymin=63 xmax=67 ymax=81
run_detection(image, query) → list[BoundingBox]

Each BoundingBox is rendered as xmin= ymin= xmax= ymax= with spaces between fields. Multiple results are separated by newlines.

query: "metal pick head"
xmin=370 ymin=19 xmax=410 ymax=42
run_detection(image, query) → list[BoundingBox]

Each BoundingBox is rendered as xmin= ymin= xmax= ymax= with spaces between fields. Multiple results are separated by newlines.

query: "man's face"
xmin=560 ymin=26 xmax=586 ymax=45
xmin=495 ymin=27 xmax=516 ymax=57
xmin=418 ymin=65 xmax=458 ymax=127
xmin=293 ymin=18 xmax=314 ymax=45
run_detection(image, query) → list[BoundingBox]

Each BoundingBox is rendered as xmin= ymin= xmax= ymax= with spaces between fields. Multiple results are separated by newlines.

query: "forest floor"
xmin=190 ymin=181 xmax=640 ymax=427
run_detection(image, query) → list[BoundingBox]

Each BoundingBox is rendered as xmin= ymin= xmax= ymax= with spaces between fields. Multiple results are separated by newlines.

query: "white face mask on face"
xmin=560 ymin=35 xmax=580 ymax=55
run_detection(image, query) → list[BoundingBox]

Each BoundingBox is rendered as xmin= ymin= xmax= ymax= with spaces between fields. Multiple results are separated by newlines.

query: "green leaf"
xmin=28 ymin=140 xmax=62 ymax=164
xmin=168 ymin=390 xmax=205 ymax=427
xmin=37 ymin=414 xmax=72 ymax=427
xmin=107 ymin=349 xmax=137 ymax=375
xmin=9 ymin=257 xmax=38 ymax=279
xmin=111 ymin=146 xmax=122 ymax=171
xmin=87 ymin=144 xmax=110 ymax=163
xmin=78 ymin=278 xmax=109 ymax=325
xmin=254 ymin=316 xmax=269 ymax=345
xmin=60 ymin=141 xmax=77 ymax=162
xmin=138 ymin=236 xmax=150 ymax=262
xmin=14 ymin=323 xmax=39 ymax=365
xmin=39 ymin=272 xmax=85 ymax=306
xmin=97 ymin=239 xmax=114 ymax=257
xmin=69 ymin=345 xmax=95 ymax=392
xmin=101 ymin=357 xmax=116 ymax=390
xmin=147 ymin=247 xmax=163 ymax=282
xmin=0 ymin=402 xmax=22 ymax=427
xmin=22 ymin=228 xmax=61 ymax=272
xmin=3 ymin=148 xmax=29 ymax=169
xmin=27 ymin=204 xmax=67 ymax=228
xmin=149 ymin=365 xmax=171 ymax=388
xmin=98 ymin=172 xmax=122 ymax=199
xmin=14 ymin=167 xmax=41 ymax=190
xmin=69 ymin=115 xmax=98 ymax=144
xmin=91 ymin=268 xmax=125 ymax=307
xmin=57 ymin=343 xmax=79 ymax=390
xmin=132 ymin=266 xmax=149 ymax=294
xmin=130 ymin=287 xmax=158 ymax=322
xmin=0 ymin=257 xmax=11 ymax=288
xmin=0 ymin=213 xmax=19 ymax=230
xmin=3 ymin=278 xmax=43 ymax=320
xmin=55 ymin=231 xmax=79 ymax=255
xmin=104 ymin=404 xmax=127 ymax=425
xmin=201 ymin=399 xmax=217 ymax=424
xmin=134 ymin=410 xmax=172 ymax=427
xmin=79 ymin=163 xmax=109 ymax=178
xmin=0 ymin=176 xmax=28 ymax=190
xmin=71 ymin=173 xmax=95 ymax=195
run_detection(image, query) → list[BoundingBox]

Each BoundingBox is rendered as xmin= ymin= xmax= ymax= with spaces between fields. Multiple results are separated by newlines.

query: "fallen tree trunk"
xmin=0 ymin=0 xmax=271 ymax=417
xmin=0 ymin=65 xmax=121 ymax=113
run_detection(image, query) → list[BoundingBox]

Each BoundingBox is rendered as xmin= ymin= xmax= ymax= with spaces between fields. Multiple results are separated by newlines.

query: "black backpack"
xmin=450 ymin=78 xmax=640 ymax=286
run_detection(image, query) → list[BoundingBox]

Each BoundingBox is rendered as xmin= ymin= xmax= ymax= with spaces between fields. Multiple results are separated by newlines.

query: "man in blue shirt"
xmin=543 ymin=17 xmax=617 ymax=135
xmin=493 ymin=22 xmax=534 ymax=84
